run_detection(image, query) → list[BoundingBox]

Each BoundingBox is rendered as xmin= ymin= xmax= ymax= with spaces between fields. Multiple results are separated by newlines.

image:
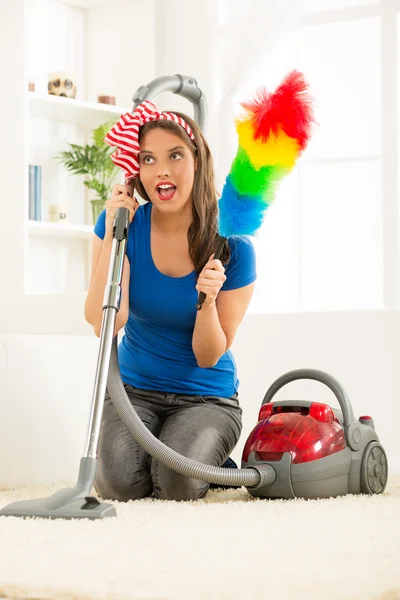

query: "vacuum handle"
xmin=113 ymin=207 xmax=130 ymax=240
xmin=131 ymin=74 xmax=208 ymax=132
xmin=262 ymin=368 xmax=355 ymax=427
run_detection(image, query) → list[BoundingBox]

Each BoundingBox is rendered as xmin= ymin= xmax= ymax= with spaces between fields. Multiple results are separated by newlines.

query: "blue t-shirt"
xmin=94 ymin=202 xmax=256 ymax=398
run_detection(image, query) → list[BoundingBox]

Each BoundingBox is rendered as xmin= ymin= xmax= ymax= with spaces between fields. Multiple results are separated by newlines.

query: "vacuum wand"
xmin=196 ymin=236 xmax=227 ymax=310
xmin=83 ymin=206 xmax=130 ymax=460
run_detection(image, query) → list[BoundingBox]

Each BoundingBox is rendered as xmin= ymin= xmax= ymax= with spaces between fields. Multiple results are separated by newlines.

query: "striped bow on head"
xmin=103 ymin=100 xmax=196 ymax=183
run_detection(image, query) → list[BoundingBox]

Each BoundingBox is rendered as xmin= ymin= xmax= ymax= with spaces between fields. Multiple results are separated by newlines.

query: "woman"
xmin=84 ymin=103 xmax=256 ymax=502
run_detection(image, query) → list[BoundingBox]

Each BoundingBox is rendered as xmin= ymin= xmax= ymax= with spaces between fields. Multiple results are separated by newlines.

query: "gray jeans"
xmin=94 ymin=384 xmax=243 ymax=502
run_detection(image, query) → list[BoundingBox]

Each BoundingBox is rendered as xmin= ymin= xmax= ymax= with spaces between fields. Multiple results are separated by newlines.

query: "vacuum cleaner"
xmin=0 ymin=75 xmax=388 ymax=519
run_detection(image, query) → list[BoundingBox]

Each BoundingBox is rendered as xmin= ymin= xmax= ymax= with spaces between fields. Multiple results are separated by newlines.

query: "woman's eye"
xmin=143 ymin=156 xmax=154 ymax=164
xmin=171 ymin=153 xmax=182 ymax=160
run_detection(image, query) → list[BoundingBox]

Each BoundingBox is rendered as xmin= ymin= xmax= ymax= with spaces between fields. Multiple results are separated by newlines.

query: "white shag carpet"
xmin=1 ymin=478 xmax=400 ymax=600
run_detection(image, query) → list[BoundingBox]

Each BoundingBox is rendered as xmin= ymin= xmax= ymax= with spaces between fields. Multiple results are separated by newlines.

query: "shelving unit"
xmin=28 ymin=91 xmax=128 ymax=129
xmin=27 ymin=92 xmax=124 ymax=237
xmin=27 ymin=220 xmax=94 ymax=240
xmin=18 ymin=0 xmax=157 ymax=306
xmin=0 ymin=0 xmax=155 ymax=330
xmin=54 ymin=0 xmax=130 ymax=7
xmin=26 ymin=87 xmax=125 ymax=296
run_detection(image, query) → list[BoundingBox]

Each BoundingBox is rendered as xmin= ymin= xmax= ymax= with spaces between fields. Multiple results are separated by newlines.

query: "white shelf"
xmin=28 ymin=91 xmax=129 ymax=128
xmin=28 ymin=220 xmax=94 ymax=240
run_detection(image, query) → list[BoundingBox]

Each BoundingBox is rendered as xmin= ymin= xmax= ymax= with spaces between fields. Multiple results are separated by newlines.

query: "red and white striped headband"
xmin=103 ymin=100 xmax=196 ymax=183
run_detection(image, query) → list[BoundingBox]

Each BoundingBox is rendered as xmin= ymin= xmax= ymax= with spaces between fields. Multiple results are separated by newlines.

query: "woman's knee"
xmin=152 ymin=461 xmax=209 ymax=501
xmin=95 ymin=398 xmax=162 ymax=502
xmin=95 ymin=460 xmax=152 ymax=502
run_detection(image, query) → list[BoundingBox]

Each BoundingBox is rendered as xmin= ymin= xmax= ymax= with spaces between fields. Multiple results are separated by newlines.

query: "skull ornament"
xmin=48 ymin=72 xmax=76 ymax=99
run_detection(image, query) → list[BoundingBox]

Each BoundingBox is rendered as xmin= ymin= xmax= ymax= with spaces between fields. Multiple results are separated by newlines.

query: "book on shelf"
xmin=29 ymin=165 xmax=42 ymax=221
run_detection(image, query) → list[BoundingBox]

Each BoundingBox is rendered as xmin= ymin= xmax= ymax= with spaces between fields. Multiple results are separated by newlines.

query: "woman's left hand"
xmin=196 ymin=254 xmax=227 ymax=306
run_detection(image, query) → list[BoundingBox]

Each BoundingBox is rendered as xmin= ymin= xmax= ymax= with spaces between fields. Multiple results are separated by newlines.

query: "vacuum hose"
xmin=107 ymin=338 xmax=266 ymax=488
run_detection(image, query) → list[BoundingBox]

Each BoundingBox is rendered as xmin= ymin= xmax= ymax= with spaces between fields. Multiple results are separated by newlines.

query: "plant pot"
xmin=90 ymin=199 xmax=105 ymax=224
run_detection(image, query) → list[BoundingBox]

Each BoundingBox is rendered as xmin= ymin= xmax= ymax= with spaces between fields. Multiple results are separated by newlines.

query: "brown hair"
xmin=132 ymin=112 xmax=230 ymax=276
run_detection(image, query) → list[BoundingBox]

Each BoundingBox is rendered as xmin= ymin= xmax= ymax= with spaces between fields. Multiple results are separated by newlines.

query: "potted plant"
xmin=55 ymin=119 xmax=120 ymax=224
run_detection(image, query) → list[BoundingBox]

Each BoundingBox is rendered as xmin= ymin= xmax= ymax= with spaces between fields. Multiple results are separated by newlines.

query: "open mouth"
xmin=156 ymin=183 xmax=177 ymax=201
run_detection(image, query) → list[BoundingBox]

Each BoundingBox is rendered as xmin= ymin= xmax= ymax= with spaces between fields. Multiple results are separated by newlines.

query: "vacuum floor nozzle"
xmin=0 ymin=486 xmax=116 ymax=520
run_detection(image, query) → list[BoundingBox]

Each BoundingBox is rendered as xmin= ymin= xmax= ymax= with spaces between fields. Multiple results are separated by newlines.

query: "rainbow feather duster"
xmin=218 ymin=70 xmax=315 ymax=238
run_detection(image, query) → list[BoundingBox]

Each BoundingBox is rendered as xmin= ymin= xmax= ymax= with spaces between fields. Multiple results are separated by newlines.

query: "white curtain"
xmin=207 ymin=0 xmax=314 ymax=191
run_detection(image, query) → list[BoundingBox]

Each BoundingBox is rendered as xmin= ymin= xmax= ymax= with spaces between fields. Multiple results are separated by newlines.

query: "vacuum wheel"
xmin=360 ymin=442 xmax=388 ymax=494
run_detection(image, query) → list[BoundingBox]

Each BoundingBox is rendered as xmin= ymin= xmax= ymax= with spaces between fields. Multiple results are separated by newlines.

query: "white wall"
xmin=85 ymin=0 xmax=155 ymax=107
xmin=0 ymin=0 xmax=25 ymax=297
xmin=153 ymin=0 xmax=219 ymax=124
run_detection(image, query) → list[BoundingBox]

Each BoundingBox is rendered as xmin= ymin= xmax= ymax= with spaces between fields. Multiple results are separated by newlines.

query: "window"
xmin=224 ymin=1 xmax=399 ymax=312
xmin=307 ymin=0 xmax=379 ymax=10
xmin=297 ymin=16 xmax=383 ymax=310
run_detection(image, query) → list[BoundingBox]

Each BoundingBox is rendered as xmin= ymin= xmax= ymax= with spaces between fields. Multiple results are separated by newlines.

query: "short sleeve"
xmin=94 ymin=209 xmax=106 ymax=240
xmin=222 ymin=235 xmax=257 ymax=291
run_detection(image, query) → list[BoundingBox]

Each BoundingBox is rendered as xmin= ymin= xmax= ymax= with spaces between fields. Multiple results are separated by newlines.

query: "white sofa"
xmin=0 ymin=334 xmax=100 ymax=489
xmin=1 ymin=311 xmax=400 ymax=489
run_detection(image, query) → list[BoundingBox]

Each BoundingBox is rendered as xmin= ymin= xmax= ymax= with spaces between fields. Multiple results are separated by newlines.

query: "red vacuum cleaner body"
xmin=241 ymin=370 xmax=388 ymax=500
xmin=243 ymin=401 xmax=346 ymax=465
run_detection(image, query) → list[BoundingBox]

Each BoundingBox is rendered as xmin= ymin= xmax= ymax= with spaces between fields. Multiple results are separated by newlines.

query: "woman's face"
xmin=138 ymin=128 xmax=196 ymax=213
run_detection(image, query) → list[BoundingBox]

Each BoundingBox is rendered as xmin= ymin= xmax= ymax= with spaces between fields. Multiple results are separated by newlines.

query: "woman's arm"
xmin=192 ymin=301 xmax=226 ymax=368
xmin=192 ymin=255 xmax=255 ymax=368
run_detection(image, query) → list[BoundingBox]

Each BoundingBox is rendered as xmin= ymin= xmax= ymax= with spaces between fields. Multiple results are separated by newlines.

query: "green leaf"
xmin=84 ymin=179 xmax=108 ymax=200
xmin=54 ymin=117 xmax=122 ymax=203
xmin=92 ymin=119 xmax=118 ymax=148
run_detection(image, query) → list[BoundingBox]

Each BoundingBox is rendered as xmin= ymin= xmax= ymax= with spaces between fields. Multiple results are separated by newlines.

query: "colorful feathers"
xmin=218 ymin=70 xmax=315 ymax=238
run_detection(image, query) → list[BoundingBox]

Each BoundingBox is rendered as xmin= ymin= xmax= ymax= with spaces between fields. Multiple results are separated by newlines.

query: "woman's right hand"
xmin=104 ymin=184 xmax=140 ymax=238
